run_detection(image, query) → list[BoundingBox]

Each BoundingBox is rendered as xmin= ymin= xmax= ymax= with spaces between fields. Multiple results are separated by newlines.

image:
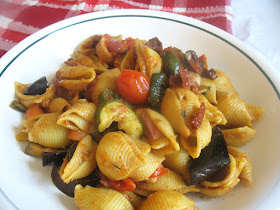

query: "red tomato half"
xmin=117 ymin=70 xmax=150 ymax=104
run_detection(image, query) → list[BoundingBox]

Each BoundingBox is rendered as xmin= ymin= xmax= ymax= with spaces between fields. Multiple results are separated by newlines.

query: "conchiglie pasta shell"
xmin=222 ymin=126 xmax=256 ymax=147
xmin=136 ymin=108 xmax=179 ymax=155
xmin=60 ymin=135 xmax=97 ymax=183
xmin=57 ymin=102 xmax=96 ymax=132
xmin=47 ymin=97 xmax=70 ymax=113
xmin=200 ymin=77 xmax=217 ymax=104
xmin=214 ymin=70 xmax=239 ymax=96
xmin=136 ymin=169 xmax=187 ymax=192
xmin=28 ymin=113 xmax=71 ymax=148
xmin=74 ymin=185 xmax=133 ymax=210
xmin=119 ymin=191 xmax=143 ymax=209
xmin=14 ymin=81 xmax=55 ymax=108
xmin=90 ymin=68 xmax=121 ymax=104
xmin=198 ymin=94 xmax=227 ymax=126
xmin=228 ymin=146 xmax=253 ymax=186
xmin=96 ymin=37 xmax=114 ymax=64
xmin=130 ymin=152 xmax=165 ymax=182
xmin=216 ymin=91 xmax=252 ymax=128
xmin=58 ymin=65 xmax=96 ymax=92
xmin=161 ymin=88 xmax=190 ymax=139
xmin=244 ymin=101 xmax=264 ymax=122
xmin=181 ymin=117 xmax=212 ymax=159
xmin=163 ymin=146 xmax=189 ymax=178
xmin=139 ymin=190 xmax=198 ymax=210
xmin=96 ymin=131 xmax=147 ymax=181
xmin=199 ymin=177 xmax=240 ymax=198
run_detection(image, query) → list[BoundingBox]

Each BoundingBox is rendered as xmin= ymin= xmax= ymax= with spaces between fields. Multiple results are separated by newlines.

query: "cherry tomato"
xmin=149 ymin=164 xmax=169 ymax=178
xmin=117 ymin=70 xmax=150 ymax=104
xmin=109 ymin=179 xmax=136 ymax=191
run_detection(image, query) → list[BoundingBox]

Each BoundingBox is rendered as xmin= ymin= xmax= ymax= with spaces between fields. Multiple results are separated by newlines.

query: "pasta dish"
xmin=10 ymin=34 xmax=264 ymax=209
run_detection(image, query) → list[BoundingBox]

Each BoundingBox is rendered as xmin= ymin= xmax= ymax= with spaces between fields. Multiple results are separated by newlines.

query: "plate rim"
xmin=0 ymin=9 xmax=279 ymax=209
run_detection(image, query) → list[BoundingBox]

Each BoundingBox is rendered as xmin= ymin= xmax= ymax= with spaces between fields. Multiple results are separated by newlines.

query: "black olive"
xmin=186 ymin=127 xmax=230 ymax=185
xmin=68 ymin=142 xmax=78 ymax=161
xmin=24 ymin=76 xmax=49 ymax=95
xmin=51 ymin=166 xmax=100 ymax=197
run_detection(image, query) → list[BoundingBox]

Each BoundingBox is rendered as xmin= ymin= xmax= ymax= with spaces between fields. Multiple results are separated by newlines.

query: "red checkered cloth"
xmin=0 ymin=0 xmax=233 ymax=58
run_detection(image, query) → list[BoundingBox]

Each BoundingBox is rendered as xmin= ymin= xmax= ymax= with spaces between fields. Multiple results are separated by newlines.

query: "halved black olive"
xmin=51 ymin=166 xmax=100 ymax=197
xmin=42 ymin=152 xmax=67 ymax=167
xmin=24 ymin=76 xmax=49 ymax=95
xmin=186 ymin=127 xmax=230 ymax=185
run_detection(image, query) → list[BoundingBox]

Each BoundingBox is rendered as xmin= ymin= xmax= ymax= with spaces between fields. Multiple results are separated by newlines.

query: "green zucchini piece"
xmin=162 ymin=52 xmax=182 ymax=76
xmin=148 ymin=73 xmax=169 ymax=108
xmin=98 ymin=89 xmax=118 ymax=104
xmin=96 ymin=100 xmax=142 ymax=138
xmin=9 ymin=100 xmax=27 ymax=112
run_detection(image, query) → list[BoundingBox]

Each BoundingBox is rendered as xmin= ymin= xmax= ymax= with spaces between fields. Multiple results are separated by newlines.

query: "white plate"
xmin=0 ymin=9 xmax=279 ymax=210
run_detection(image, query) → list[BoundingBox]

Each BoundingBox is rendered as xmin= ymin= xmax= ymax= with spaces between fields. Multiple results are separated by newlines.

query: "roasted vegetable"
xmin=186 ymin=127 xmax=230 ymax=185
xmin=148 ymin=73 xmax=168 ymax=108
xmin=96 ymin=100 xmax=143 ymax=138
xmin=24 ymin=76 xmax=49 ymax=95
xmin=162 ymin=52 xmax=182 ymax=76
xmin=24 ymin=142 xmax=69 ymax=158
xmin=185 ymin=50 xmax=204 ymax=75
xmin=9 ymin=100 xmax=27 ymax=112
xmin=51 ymin=166 xmax=100 ymax=197
xmin=98 ymin=88 xmax=118 ymax=104
xmin=42 ymin=152 xmax=67 ymax=167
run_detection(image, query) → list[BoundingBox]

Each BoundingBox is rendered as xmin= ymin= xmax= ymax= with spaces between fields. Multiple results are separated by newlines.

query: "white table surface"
xmin=1 ymin=1 xmax=280 ymax=209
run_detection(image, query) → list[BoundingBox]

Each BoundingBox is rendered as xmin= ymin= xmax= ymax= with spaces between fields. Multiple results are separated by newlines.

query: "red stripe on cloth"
xmin=1 ymin=29 xmax=29 ymax=43
xmin=0 ymin=49 xmax=7 ymax=58
xmin=203 ymin=17 xmax=232 ymax=34
xmin=14 ymin=6 xmax=69 ymax=28
xmin=186 ymin=0 xmax=231 ymax=8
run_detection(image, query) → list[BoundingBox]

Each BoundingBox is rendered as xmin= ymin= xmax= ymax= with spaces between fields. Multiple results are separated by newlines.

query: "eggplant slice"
xmin=51 ymin=166 xmax=100 ymax=197
xmin=187 ymin=127 xmax=230 ymax=185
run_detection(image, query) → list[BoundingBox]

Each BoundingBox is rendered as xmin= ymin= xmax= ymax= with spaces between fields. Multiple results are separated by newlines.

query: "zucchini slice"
xmin=96 ymin=100 xmax=142 ymax=138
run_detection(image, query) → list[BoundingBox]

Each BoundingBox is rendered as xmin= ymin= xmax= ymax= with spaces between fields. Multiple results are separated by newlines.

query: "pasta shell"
xmin=244 ymin=101 xmax=264 ymax=122
xmin=60 ymin=135 xmax=97 ymax=184
xmin=180 ymin=117 xmax=212 ymax=159
xmin=161 ymin=88 xmax=191 ymax=139
xmin=57 ymin=101 xmax=96 ymax=133
xmin=214 ymin=70 xmax=239 ymax=96
xmin=198 ymin=94 xmax=227 ymax=126
xmin=96 ymin=131 xmax=147 ymax=181
xmin=136 ymin=169 xmax=187 ymax=192
xmin=119 ymin=191 xmax=143 ymax=209
xmin=130 ymin=152 xmax=165 ymax=182
xmin=14 ymin=81 xmax=55 ymax=108
xmin=47 ymin=97 xmax=70 ymax=113
xmin=199 ymin=77 xmax=217 ymax=104
xmin=121 ymin=38 xmax=162 ymax=78
xmin=28 ymin=113 xmax=71 ymax=148
xmin=96 ymin=37 xmax=114 ymax=64
xmin=222 ymin=126 xmax=256 ymax=147
xmin=57 ymin=65 xmax=96 ymax=92
xmin=136 ymin=108 xmax=179 ymax=155
xmin=89 ymin=68 xmax=121 ymax=104
xmin=163 ymin=146 xmax=189 ymax=178
xmin=228 ymin=146 xmax=253 ymax=186
xmin=216 ymin=91 xmax=252 ymax=128
xmin=74 ymin=185 xmax=133 ymax=210
xmin=139 ymin=190 xmax=198 ymax=210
